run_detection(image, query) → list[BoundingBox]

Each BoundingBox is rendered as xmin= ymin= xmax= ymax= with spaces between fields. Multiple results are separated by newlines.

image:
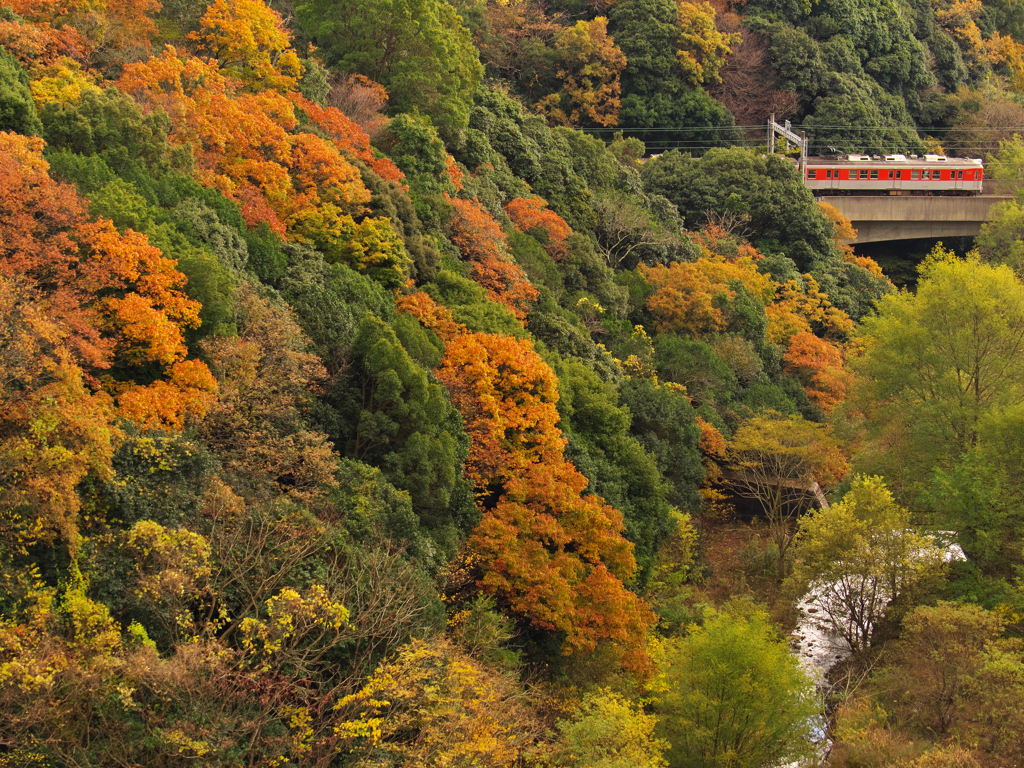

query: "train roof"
xmin=808 ymin=154 xmax=983 ymax=165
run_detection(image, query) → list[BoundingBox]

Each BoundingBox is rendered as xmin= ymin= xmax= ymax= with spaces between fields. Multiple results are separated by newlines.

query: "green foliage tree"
xmin=619 ymin=376 xmax=704 ymax=510
xmin=801 ymin=81 xmax=926 ymax=155
xmin=40 ymin=87 xmax=189 ymax=178
xmin=923 ymin=401 xmax=1024 ymax=584
xmin=640 ymin=148 xmax=831 ymax=268
xmin=0 ymin=47 xmax=42 ymax=136
xmin=975 ymin=198 xmax=1024 ymax=274
xmin=794 ymin=475 xmax=946 ymax=651
xmin=654 ymin=335 xmax=737 ymax=409
xmin=608 ymin=0 xmax=740 ymax=147
xmin=552 ymin=688 xmax=669 ymax=768
xmin=357 ymin=159 xmax=441 ymax=281
xmin=884 ymin=601 xmax=1024 ymax=756
xmin=376 ymin=112 xmax=457 ymax=200
xmin=457 ymin=84 xmax=676 ymax=247
xmin=295 ymin=0 xmax=483 ymax=141
xmin=349 ymin=314 xmax=475 ymax=548
xmin=852 ymin=248 xmax=1024 ymax=501
xmin=424 ymin=269 xmax=528 ymax=338
xmin=554 ymin=356 xmax=677 ymax=584
xmin=647 ymin=607 xmax=820 ymax=768
xmin=746 ymin=0 xmax=933 ymax=138
xmin=278 ymin=246 xmax=393 ymax=378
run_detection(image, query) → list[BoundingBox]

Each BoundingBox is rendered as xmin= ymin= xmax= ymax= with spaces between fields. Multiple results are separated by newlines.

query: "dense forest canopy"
xmin=3 ymin=0 xmax=1024 ymax=765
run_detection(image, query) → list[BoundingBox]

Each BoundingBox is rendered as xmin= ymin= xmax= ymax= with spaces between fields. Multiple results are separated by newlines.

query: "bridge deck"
xmin=819 ymin=194 xmax=1013 ymax=244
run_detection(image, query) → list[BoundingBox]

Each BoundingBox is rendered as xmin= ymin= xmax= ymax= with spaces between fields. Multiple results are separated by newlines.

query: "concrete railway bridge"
xmin=820 ymin=194 xmax=1013 ymax=244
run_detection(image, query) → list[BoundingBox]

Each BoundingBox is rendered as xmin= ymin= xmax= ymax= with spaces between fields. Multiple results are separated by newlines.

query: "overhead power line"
xmin=579 ymin=124 xmax=1024 ymax=133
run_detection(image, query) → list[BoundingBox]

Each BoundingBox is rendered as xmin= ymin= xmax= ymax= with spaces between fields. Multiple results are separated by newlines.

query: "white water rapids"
xmin=785 ymin=533 xmax=966 ymax=765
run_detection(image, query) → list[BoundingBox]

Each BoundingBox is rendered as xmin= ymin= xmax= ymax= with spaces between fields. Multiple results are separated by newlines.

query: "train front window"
xmin=870 ymin=169 xmax=879 ymax=179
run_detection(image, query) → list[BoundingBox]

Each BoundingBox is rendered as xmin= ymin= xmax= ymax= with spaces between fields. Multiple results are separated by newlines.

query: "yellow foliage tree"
xmin=190 ymin=0 xmax=304 ymax=92
xmin=333 ymin=637 xmax=544 ymax=766
xmin=551 ymin=688 xmax=669 ymax=768
xmin=640 ymin=249 xmax=774 ymax=337
xmin=536 ymin=17 xmax=627 ymax=127
xmin=675 ymin=1 xmax=740 ymax=88
xmin=727 ymin=411 xmax=849 ymax=578
xmin=0 ymin=278 xmax=119 ymax=556
xmin=766 ymin=274 xmax=854 ymax=346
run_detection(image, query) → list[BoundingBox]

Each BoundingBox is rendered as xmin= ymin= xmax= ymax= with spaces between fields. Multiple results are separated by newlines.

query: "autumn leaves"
xmin=400 ymin=284 xmax=657 ymax=670
xmin=0 ymin=134 xmax=215 ymax=554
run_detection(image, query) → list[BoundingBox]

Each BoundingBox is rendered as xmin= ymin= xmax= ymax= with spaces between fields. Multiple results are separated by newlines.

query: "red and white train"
xmin=803 ymin=154 xmax=984 ymax=195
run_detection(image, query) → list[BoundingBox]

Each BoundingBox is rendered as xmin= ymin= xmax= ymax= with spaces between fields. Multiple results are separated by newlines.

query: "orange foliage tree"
xmin=437 ymin=331 xmax=564 ymax=489
xmin=818 ymin=201 xmax=885 ymax=278
xmin=782 ymin=331 xmax=848 ymax=414
xmin=449 ymin=197 xmax=539 ymax=320
xmin=0 ymin=132 xmax=216 ymax=430
xmin=8 ymin=0 xmax=160 ymax=67
xmin=117 ymin=46 xmax=410 ymax=285
xmin=0 ymin=131 xmax=223 ymax=554
xmin=402 ymin=291 xmax=655 ymax=670
xmin=639 ymin=247 xmax=774 ymax=337
xmin=396 ymin=288 xmax=466 ymax=342
xmin=289 ymin=92 xmax=406 ymax=187
xmin=0 ymin=15 xmax=89 ymax=71
xmin=504 ymin=197 xmax=572 ymax=261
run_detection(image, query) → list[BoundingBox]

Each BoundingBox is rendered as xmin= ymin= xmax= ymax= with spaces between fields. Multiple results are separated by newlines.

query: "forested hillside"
xmin=2 ymin=0 xmax=1024 ymax=765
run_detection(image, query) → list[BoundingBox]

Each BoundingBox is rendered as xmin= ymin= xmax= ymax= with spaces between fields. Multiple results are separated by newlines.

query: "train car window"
xmin=912 ymin=170 xmax=920 ymax=179
xmin=957 ymin=170 xmax=964 ymax=179
xmin=870 ymin=169 xmax=879 ymax=179
xmin=888 ymin=170 xmax=894 ymax=179
xmin=923 ymin=170 xmax=932 ymax=179
xmin=808 ymin=169 xmax=817 ymax=179
xmin=933 ymin=170 xmax=942 ymax=180
xmin=826 ymin=170 xmax=833 ymax=178
xmin=859 ymin=169 xmax=869 ymax=179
